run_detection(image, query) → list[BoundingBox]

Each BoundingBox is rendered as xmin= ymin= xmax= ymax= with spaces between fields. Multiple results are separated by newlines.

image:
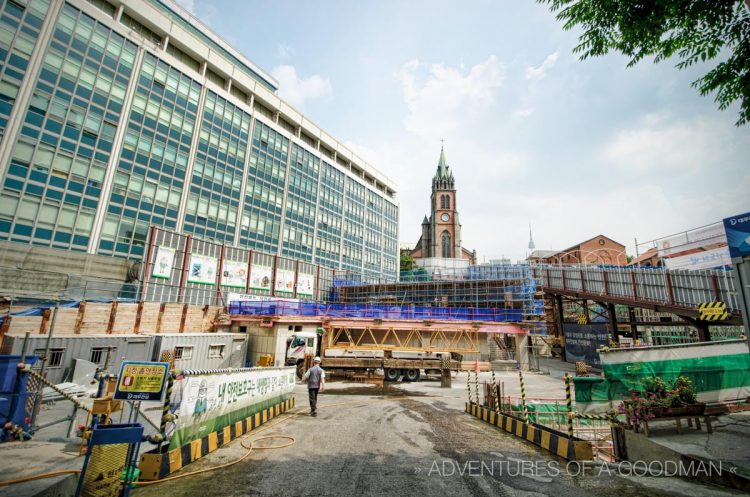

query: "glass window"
xmin=142 ymin=181 xmax=156 ymax=201
xmin=76 ymin=211 xmax=93 ymax=232
xmin=13 ymin=141 xmax=34 ymax=163
xmin=38 ymin=204 xmax=58 ymax=224
xmin=52 ymin=154 xmax=72 ymax=173
xmin=18 ymin=198 xmax=40 ymax=221
xmin=71 ymin=157 xmax=89 ymax=176
xmin=0 ymin=194 xmax=19 ymax=218
xmin=101 ymin=215 xmax=118 ymax=237
xmin=58 ymin=207 xmax=76 ymax=228
xmin=35 ymin=145 xmax=54 ymax=168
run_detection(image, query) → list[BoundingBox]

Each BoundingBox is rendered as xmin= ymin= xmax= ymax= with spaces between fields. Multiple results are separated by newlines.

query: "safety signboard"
xmin=114 ymin=361 xmax=170 ymax=401
xmin=723 ymin=211 xmax=750 ymax=259
xmin=697 ymin=302 xmax=728 ymax=321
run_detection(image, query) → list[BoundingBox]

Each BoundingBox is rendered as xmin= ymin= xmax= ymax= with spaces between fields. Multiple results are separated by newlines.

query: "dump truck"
xmin=284 ymin=328 xmax=460 ymax=382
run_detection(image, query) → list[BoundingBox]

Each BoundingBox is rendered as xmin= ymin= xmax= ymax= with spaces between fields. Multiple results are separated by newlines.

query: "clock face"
xmin=441 ymin=213 xmax=450 ymax=222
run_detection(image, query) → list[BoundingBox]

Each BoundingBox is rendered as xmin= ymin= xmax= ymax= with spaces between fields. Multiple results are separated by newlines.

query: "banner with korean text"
xmin=168 ymin=366 xmax=296 ymax=449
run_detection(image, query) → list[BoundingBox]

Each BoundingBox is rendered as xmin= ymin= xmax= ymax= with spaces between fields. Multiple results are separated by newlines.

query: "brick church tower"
xmin=410 ymin=147 xmax=475 ymax=263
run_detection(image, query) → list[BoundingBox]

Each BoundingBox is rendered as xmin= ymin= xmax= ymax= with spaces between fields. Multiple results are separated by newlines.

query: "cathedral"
xmin=409 ymin=147 xmax=476 ymax=264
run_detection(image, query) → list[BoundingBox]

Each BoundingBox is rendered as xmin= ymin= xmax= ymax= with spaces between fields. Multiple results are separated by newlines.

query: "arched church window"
xmin=445 ymin=195 xmax=450 ymax=209
xmin=441 ymin=231 xmax=451 ymax=258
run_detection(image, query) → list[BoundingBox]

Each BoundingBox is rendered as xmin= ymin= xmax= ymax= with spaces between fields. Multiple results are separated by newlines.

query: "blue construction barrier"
xmin=229 ymin=300 xmax=525 ymax=322
xmin=1 ymin=355 xmax=39 ymax=441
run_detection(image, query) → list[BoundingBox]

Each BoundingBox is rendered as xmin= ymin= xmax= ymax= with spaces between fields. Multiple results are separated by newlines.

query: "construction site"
xmin=0 ymin=218 xmax=749 ymax=496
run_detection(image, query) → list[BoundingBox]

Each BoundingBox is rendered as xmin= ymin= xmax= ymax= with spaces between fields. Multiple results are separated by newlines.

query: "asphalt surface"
xmin=132 ymin=376 xmax=744 ymax=497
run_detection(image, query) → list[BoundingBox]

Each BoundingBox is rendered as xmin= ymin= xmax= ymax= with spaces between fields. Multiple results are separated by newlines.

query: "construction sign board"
xmin=114 ymin=361 xmax=170 ymax=401
xmin=697 ymin=302 xmax=728 ymax=321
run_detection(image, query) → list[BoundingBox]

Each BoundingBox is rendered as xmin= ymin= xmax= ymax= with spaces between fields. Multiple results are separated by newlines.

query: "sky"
xmin=176 ymin=0 xmax=750 ymax=262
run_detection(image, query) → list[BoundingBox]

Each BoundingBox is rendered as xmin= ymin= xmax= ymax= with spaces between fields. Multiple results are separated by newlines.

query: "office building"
xmin=0 ymin=0 xmax=398 ymax=280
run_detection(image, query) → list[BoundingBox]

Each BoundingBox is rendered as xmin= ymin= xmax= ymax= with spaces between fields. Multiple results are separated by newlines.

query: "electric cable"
xmin=0 ymin=470 xmax=82 ymax=488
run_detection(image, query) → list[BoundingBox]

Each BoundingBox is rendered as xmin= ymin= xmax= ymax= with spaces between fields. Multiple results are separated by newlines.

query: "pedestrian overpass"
xmin=532 ymin=265 xmax=744 ymax=342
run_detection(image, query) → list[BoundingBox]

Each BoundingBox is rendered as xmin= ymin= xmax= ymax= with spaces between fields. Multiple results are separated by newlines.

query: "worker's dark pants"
xmin=308 ymin=388 xmax=319 ymax=413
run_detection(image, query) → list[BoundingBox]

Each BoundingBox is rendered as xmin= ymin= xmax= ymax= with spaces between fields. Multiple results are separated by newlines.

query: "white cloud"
xmin=516 ymin=108 xmax=534 ymax=118
xmin=394 ymin=56 xmax=505 ymax=136
xmin=175 ymin=0 xmax=196 ymax=14
xmin=270 ymin=65 xmax=332 ymax=107
xmin=601 ymin=113 xmax=736 ymax=175
xmin=526 ymin=51 xmax=559 ymax=80
xmin=276 ymin=44 xmax=295 ymax=59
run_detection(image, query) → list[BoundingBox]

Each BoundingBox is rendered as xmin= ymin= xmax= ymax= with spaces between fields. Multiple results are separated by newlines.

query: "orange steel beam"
xmin=323 ymin=323 xmax=484 ymax=354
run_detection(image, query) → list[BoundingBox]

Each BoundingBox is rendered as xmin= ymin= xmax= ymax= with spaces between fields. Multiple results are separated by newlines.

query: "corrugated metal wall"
xmin=3 ymin=334 xmax=153 ymax=384
xmin=148 ymin=333 xmax=248 ymax=369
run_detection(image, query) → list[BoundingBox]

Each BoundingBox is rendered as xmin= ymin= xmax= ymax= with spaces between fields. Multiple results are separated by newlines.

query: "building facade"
xmin=0 ymin=0 xmax=398 ymax=280
xmin=527 ymin=235 xmax=628 ymax=266
xmin=410 ymin=147 xmax=475 ymax=263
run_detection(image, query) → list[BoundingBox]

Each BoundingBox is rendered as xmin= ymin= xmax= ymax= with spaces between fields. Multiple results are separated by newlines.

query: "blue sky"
xmin=178 ymin=0 xmax=750 ymax=261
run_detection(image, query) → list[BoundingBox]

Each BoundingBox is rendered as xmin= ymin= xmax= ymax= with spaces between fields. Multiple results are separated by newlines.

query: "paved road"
xmin=133 ymin=379 xmax=742 ymax=497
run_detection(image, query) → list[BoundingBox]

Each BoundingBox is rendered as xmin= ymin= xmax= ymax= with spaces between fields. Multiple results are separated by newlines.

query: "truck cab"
xmin=285 ymin=331 xmax=319 ymax=377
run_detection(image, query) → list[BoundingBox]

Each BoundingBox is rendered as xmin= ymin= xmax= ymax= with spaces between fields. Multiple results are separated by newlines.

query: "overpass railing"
xmin=532 ymin=266 xmax=739 ymax=312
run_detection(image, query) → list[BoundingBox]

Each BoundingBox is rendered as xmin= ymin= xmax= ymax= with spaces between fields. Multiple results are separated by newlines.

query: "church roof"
xmin=433 ymin=146 xmax=454 ymax=182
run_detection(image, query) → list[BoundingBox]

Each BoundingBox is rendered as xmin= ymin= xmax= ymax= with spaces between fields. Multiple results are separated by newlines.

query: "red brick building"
xmin=528 ymin=235 xmax=628 ymax=265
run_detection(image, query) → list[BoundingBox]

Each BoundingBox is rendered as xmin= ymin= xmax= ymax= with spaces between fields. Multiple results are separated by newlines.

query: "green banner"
xmin=169 ymin=367 xmax=296 ymax=450
xmin=575 ymin=341 xmax=750 ymax=413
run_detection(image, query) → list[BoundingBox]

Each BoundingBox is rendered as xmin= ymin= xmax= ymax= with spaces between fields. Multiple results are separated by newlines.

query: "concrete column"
xmin=337 ymin=176 xmax=346 ymax=269
xmin=0 ymin=0 xmax=64 ymax=180
xmin=88 ymin=46 xmax=146 ymax=253
xmin=628 ymin=306 xmax=639 ymax=342
xmin=555 ymin=295 xmax=566 ymax=362
xmin=276 ymin=128 xmax=294 ymax=256
xmin=515 ymin=334 xmax=530 ymax=371
xmin=233 ymin=97 xmax=256 ymax=244
xmin=175 ymin=86 xmax=209 ymax=231
xmin=310 ymin=155 xmax=323 ymax=263
xmin=606 ymin=303 xmax=620 ymax=346
xmin=115 ymin=4 xmax=125 ymax=21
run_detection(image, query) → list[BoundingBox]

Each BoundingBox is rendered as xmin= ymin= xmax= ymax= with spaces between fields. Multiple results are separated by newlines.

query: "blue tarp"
xmin=229 ymin=300 xmax=525 ymax=322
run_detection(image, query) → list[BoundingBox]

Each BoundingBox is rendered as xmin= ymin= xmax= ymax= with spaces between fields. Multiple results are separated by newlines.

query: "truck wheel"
xmin=384 ymin=368 xmax=400 ymax=382
xmin=296 ymin=361 xmax=304 ymax=379
xmin=404 ymin=369 xmax=421 ymax=382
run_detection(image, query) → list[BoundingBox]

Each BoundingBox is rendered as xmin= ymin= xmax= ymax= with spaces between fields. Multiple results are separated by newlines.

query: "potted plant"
xmin=642 ymin=376 xmax=671 ymax=417
xmin=618 ymin=391 xmax=655 ymax=430
xmin=675 ymin=376 xmax=705 ymax=415
xmin=664 ymin=388 xmax=687 ymax=416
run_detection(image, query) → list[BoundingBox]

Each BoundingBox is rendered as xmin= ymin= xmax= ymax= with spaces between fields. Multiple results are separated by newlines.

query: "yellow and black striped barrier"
xmin=698 ymin=301 xmax=728 ymax=321
xmin=564 ymin=374 xmax=574 ymax=438
xmin=140 ymin=397 xmax=295 ymax=480
xmin=465 ymin=402 xmax=593 ymax=461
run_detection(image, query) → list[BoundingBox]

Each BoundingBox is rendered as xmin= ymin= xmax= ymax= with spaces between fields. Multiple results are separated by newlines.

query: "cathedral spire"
xmin=432 ymin=145 xmax=455 ymax=189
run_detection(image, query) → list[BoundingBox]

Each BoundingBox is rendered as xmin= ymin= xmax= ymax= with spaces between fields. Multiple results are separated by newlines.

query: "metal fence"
xmin=139 ymin=226 xmax=338 ymax=305
xmin=533 ymin=265 xmax=739 ymax=312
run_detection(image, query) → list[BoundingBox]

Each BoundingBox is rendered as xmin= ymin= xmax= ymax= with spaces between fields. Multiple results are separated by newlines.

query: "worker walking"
xmin=303 ymin=357 xmax=325 ymax=417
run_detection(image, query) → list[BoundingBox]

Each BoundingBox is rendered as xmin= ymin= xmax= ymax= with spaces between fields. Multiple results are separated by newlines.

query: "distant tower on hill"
xmin=528 ymin=225 xmax=535 ymax=251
